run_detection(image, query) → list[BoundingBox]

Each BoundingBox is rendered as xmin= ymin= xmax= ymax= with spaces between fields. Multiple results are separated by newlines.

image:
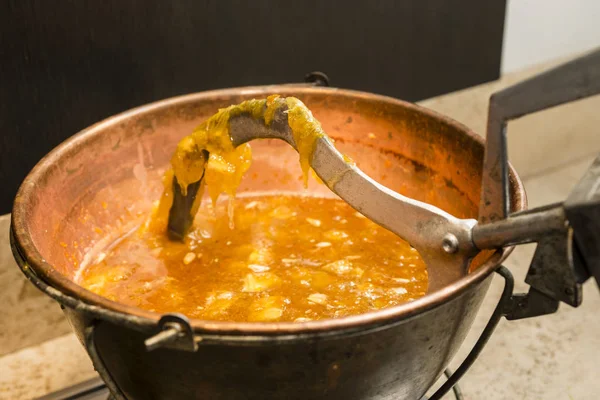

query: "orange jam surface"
xmin=79 ymin=195 xmax=428 ymax=322
xmin=78 ymin=96 xmax=428 ymax=322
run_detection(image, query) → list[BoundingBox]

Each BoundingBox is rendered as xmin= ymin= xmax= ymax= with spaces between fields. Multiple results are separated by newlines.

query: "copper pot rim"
xmin=11 ymin=85 xmax=527 ymax=336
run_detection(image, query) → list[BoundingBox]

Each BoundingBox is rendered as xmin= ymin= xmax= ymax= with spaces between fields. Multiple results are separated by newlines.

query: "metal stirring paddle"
xmin=167 ymin=101 xmax=478 ymax=291
xmin=168 ymin=48 xmax=600 ymax=296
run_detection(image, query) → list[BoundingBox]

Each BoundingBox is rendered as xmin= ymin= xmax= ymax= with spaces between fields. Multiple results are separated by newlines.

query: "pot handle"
xmin=472 ymin=47 xmax=600 ymax=318
xmin=272 ymin=71 xmax=331 ymax=88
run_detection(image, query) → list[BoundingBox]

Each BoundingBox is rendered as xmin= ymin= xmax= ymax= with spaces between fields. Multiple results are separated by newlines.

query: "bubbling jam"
xmin=79 ymin=195 xmax=428 ymax=322
xmin=78 ymin=96 xmax=429 ymax=322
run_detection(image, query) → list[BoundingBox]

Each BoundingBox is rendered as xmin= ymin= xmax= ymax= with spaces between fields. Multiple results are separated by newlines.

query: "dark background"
xmin=0 ymin=0 xmax=506 ymax=213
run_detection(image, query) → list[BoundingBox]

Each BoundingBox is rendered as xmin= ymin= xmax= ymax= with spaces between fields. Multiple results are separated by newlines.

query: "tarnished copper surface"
xmin=11 ymin=86 xmax=526 ymax=399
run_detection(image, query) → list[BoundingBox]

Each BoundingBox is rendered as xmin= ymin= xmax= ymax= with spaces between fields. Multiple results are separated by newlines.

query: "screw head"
xmin=442 ymin=234 xmax=459 ymax=254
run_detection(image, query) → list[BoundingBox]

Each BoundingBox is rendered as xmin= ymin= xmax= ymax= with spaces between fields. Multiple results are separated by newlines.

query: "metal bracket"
xmin=473 ymin=202 xmax=586 ymax=310
xmin=144 ymin=313 xmax=199 ymax=352
xmin=475 ymin=47 xmax=600 ymax=313
xmin=503 ymin=288 xmax=559 ymax=321
xmin=524 ymin=231 xmax=582 ymax=306
xmin=565 ymin=153 xmax=600 ymax=288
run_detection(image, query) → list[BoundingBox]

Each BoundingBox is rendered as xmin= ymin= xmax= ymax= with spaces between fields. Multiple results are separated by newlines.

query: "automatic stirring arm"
xmin=167 ymin=100 xmax=479 ymax=293
xmin=473 ymin=47 xmax=600 ymax=319
xmin=168 ymin=48 xmax=600 ymax=313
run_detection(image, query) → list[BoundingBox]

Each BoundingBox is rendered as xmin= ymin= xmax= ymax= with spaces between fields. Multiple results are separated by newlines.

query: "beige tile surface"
xmin=0 ymin=334 xmax=95 ymax=400
xmin=0 ymin=215 xmax=71 ymax=357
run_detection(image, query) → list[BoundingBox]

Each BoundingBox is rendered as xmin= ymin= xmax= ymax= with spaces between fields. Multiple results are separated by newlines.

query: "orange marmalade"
xmin=79 ymin=195 xmax=428 ymax=322
xmin=78 ymin=96 xmax=428 ymax=322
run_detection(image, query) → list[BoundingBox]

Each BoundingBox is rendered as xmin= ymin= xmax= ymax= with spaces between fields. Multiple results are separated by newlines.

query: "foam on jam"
xmin=80 ymin=195 xmax=428 ymax=322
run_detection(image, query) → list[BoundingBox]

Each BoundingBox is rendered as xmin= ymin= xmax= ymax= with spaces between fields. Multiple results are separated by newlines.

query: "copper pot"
xmin=11 ymin=86 xmax=525 ymax=399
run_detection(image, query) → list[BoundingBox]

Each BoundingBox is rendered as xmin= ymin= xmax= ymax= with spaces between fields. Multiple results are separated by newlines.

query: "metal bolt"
xmin=145 ymin=325 xmax=182 ymax=352
xmin=442 ymin=234 xmax=459 ymax=254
